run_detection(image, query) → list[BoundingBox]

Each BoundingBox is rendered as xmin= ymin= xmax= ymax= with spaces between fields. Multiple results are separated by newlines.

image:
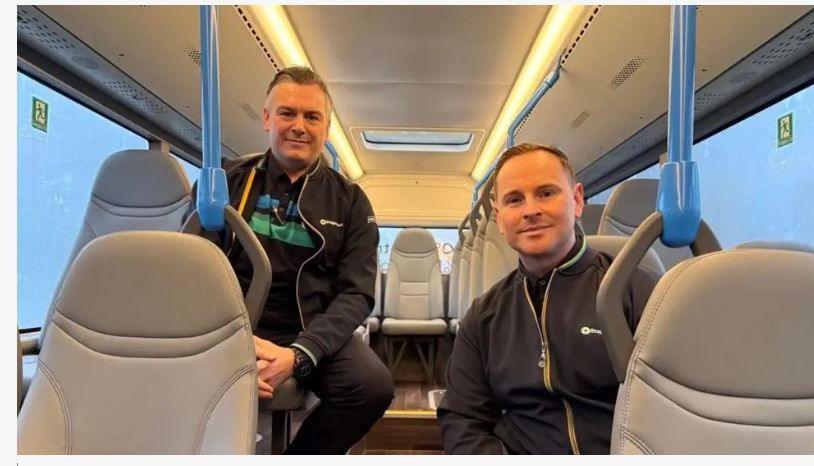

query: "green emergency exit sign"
xmin=777 ymin=113 xmax=793 ymax=147
xmin=31 ymin=97 xmax=49 ymax=132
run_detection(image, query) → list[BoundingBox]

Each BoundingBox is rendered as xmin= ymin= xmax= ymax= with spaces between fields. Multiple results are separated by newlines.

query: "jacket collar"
xmin=263 ymin=149 xmax=322 ymax=182
xmin=517 ymin=228 xmax=595 ymax=281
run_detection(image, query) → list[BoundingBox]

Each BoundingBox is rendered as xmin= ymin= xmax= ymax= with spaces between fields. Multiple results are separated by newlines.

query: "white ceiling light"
xmin=247 ymin=5 xmax=364 ymax=180
xmin=470 ymin=5 xmax=590 ymax=181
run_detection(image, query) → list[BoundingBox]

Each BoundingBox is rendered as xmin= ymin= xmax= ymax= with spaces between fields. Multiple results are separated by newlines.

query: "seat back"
xmin=39 ymin=149 xmax=191 ymax=348
xmin=611 ymin=248 xmax=814 ymax=454
xmin=481 ymin=214 xmax=519 ymax=292
xmin=455 ymin=230 xmax=474 ymax=321
xmin=467 ymin=214 xmax=487 ymax=308
xmin=18 ymin=231 xmax=257 ymax=454
xmin=580 ymin=203 xmax=605 ymax=235
xmin=384 ymin=228 xmax=444 ymax=320
xmin=447 ymin=238 xmax=462 ymax=320
xmin=597 ymin=179 xmax=692 ymax=270
xmin=585 ymin=235 xmax=665 ymax=280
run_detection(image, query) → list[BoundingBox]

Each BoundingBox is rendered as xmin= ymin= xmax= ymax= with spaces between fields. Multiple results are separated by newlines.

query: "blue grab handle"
xmin=197 ymin=5 xmax=227 ymax=231
xmin=658 ymin=5 xmax=700 ymax=246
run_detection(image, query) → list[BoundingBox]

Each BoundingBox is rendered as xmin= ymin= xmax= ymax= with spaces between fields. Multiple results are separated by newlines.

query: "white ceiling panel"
xmin=516 ymin=5 xmax=812 ymax=173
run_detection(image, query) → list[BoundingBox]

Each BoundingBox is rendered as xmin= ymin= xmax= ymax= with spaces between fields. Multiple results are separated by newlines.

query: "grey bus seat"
xmin=21 ymin=149 xmax=192 ymax=404
xmin=464 ymin=213 xmax=488 ymax=320
xmin=447 ymin=237 xmax=463 ymax=329
xmin=450 ymin=229 xmax=474 ymax=335
xmin=735 ymin=240 xmax=814 ymax=253
xmin=18 ymin=231 xmax=257 ymax=454
xmin=597 ymin=179 xmax=692 ymax=270
xmin=381 ymin=228 xmax=446 ymax=335
xmin=37 ymin=149 xmax=191 ymax=349
xmin=580 ymin=203 xmax=605 ymax=235
xmin=381 ymin=228 xmax=446 ymax=382
xmin=611 ymin=248 xmax=814 ymax=454
xmin=481 ymin=214 xmax=519 ymax=293
xmin=586 ymin=235 xmax=666 ymax=280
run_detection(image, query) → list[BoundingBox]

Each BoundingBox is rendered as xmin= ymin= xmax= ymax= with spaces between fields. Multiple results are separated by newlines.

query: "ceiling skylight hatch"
xmin=362 ymin=129 xmax=474 ymax=152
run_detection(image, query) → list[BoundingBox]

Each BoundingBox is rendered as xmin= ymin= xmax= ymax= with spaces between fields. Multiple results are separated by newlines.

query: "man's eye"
xmin=507 ymin=197 xmax=521 ymax=205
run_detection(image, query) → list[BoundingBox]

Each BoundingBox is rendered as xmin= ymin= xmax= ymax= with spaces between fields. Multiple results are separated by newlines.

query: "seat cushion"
xmin=381 ymin=318 xmax=448 ymax=336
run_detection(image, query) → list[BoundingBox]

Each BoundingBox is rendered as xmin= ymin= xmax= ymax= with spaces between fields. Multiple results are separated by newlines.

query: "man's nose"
xmin=290 ymin=114 xmax=306 ymax=133
xmin=521 ymin=198 xmax=542 ymax=220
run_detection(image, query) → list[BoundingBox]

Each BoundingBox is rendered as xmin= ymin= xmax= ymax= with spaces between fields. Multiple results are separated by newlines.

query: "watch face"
xmin=294 ymin=353 xmax=313 ymax=379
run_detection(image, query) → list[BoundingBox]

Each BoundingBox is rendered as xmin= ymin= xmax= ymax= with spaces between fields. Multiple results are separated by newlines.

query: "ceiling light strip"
xmin=249 ymin=5 xmax=363 ymax=180
xmin=470 ymin=5 xmax=590 ymax=181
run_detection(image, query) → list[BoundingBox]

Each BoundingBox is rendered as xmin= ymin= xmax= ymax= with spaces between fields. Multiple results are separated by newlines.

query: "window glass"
xmin=695 ymin=84 xmax=814 ymax=248
xmin=378 ymin=227 xmax=459 ymax=274
xmin=588 ymin=163 xmax=661 ymax=205
xmin=17 ymin=72 xmax=148 ymax=329
xmin=173 ymin=154 xmax=200 ymax=185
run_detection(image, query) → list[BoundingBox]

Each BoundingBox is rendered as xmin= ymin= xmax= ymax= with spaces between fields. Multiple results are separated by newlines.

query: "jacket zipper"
xmin=294 ymin=165 xmax=326 ymax=333
xmin=522 ymin=273 xmax=581 ymax=454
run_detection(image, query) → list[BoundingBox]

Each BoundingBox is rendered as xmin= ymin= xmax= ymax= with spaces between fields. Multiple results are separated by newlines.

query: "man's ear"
xmin=573 ymin=182 xmax=585 ymax=220
xmin=262 ymin=107 xmax=271 ymax=132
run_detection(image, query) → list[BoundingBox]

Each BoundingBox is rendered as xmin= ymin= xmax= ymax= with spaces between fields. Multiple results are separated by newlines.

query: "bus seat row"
xmin=21 ymin=149 xmax=193 ymax=402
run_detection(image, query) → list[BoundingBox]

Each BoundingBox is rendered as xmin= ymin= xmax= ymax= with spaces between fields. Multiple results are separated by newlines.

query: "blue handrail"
xmin=326 ymin=141 xmax=340 ymax=172
xmin=196 ymin=5 xmax=228 ymax=231
xmin=657 ymin=5 xmax=701 ymax=246
xmin=471 ymin=52 xmax=565 ymax=208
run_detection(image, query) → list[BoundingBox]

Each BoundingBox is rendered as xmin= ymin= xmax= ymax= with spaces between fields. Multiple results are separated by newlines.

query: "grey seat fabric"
xmin=466 ymin=214 xmax=488 ymax=310
xmin=735 ymin=240 xmax=814 ymax=253
xmin=580 ymin=203 xmax=605 ymax=235
xmin=450 ymin=230 xmax=474 ymax=335
xmin=38 ymin=149 xmax=192 ymax=350
xmin=585 ymin=235 xmax=666 ymax=280
xmin=611 ymin=248 xmax=814 ymax=454
xmin=17 ymin=329 xmax=22 ymax=413
xmin=381 ymin=228 xmax=446 ymax=336
xmin=18 ymin=231 xmax=257 ymax=454
xmin=447 ymin=238 xmax=462 ymax=321
xmin=481 ymin=214 xmax=519 ymax=293
xmin=597 ymin=179 xmax=692 ymax=270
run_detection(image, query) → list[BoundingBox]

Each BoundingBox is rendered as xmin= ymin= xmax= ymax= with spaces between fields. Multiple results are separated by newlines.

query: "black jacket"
xmin=437 ymin=233 xmax=657 ymax=454
xmin=187 ymin=152 xmax=379 ymax=363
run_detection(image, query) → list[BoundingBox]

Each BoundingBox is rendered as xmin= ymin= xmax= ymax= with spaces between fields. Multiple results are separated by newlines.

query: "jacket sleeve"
xmin=292 ymin=185 xmax=378 ymax=363
xmin=437 ymin=306 xmax=507 ymax=454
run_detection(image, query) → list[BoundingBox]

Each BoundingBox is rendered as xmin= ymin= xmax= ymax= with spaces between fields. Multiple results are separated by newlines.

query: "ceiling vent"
xmin=103 ymin=80 xmax=167 ymax=116
xmin=609 ymin=56 xmax=646 ymax=90
xmin=694 ymin=92 xmax=725 ymax=114
xmin=562 ymin=6 xmax=602 ymax=65
xmin=18 ymin=7 xmax=76 ymax=51
xmin=234 ymin=6 xmax=280 ymax=72
xmin=183 ymin=45 xmax=201 ymax=67
xmin=752 ymin=18 xmax=814 ymax=66
xmin=570 ymin=110 xmax=592 ymax=128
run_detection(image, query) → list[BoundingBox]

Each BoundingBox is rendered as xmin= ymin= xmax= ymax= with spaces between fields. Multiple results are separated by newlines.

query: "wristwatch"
xmin=291 ymin=347 xmax=314 ymax=382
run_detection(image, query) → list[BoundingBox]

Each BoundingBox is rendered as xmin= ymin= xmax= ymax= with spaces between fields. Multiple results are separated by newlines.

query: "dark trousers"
xmin=265 ymin=332 xmax=395 ymax=454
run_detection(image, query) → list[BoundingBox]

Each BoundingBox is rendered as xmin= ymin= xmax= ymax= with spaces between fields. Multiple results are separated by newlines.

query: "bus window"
xmin=173 ymin=154 xmax=200 ymax=185
xmin=696 ymin=84 xmax=814 ymax=249
xmin=588 ymin=163 xmax=661 ymax=205
xmin=17 ymin=72 xmax=148 ymax=330
xmin=378 ymin=227 xmax=458 ymax=274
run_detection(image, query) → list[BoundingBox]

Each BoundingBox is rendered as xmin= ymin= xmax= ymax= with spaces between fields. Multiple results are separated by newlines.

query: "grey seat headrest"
xmin=55 ymin=231 xmax=246 ymax=340
xmin=393 ymin=228 xmax=438 ymax=255
xmin=735 ymin=240 xmax=814 ymax=254
xmin=599 ymin=179 xmax=658 ymax=234
xmin=92 ymin=150 xmax=191 ymax=208
xmin=580 ymin=203 xmax=605 ymax=235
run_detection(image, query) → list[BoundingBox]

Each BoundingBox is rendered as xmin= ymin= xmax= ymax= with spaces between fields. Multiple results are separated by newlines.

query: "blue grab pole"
xmin=472 ymin=52 xmax=565 ymax=208
xmin=197 ymin=5 xmax=228 ymax=231
xmin=657 ymin=5 xmax=701 ymax=247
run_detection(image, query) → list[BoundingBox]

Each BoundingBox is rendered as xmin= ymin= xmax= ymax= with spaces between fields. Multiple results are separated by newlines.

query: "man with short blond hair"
xmin=438 ymin=143 xmax=657 ymax=454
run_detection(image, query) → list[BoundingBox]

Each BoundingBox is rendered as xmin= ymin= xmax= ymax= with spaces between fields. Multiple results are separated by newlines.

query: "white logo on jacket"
xmin=580 ymin=326 xmax=603 ymax=335
xmin=320 ymin=219 xmax=343 ymax=228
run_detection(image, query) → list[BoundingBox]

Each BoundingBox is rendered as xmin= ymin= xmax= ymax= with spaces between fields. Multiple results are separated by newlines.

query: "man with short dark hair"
xmin=437 ymin=143 xmax=657 ymax=454
xmin=189 ymin=66 xmax=393 ymax=454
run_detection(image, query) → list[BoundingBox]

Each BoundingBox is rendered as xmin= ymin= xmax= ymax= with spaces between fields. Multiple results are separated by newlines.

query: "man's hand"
xmin=253 ymin=336 xmax=295 ymax=392
xmin=256 ymin=359 xmax=274 ymax=399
